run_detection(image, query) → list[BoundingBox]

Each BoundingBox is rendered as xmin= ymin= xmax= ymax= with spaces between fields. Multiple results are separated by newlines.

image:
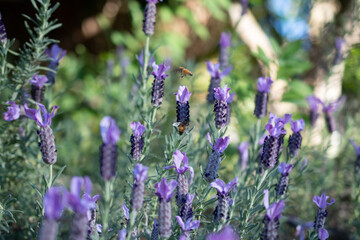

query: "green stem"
xmin=48 ymin=164 xmax=53 ymax=190
xmin=142 ymin=36 xmax=150 ymax=82
xmin=101 ymin=181 xmax=111 ymax=240
xmin=126 ymin=210 xmax=138 ymax=240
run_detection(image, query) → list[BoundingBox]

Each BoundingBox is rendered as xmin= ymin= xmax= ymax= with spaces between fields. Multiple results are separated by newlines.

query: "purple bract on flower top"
xmin=313 ymin=193 xmax=335 ymax=210
xmin=175 ymin=86 xmax=192 ymax=103
xmin=134 ymin=163 xmax=148 ymax=184
xmin=219 ymin=32 xmax=231 ymax=47
xmin=3 ymin=101 xmax=20 ymax=121
xmin=257 ymin=77 xmax=273 ymax=93
xmin=175 ymin=216 xmax=200 ymax=232
xmin=136 ymin=49 xmax=155 ymax=71
xmin=307 ymin=96 xmax=321 ymax=112
xmin=100 ymin=116 xmax=120 ymax=145
xmin=214 ymin=84 xmax=231 ymax=102
xmin=152 ymin=62 xmax=170 ymax=80
xmin=207 ymin=132 xmax=230 ymax=153
xmin=210 ymin=177 xmax=238 ymax=196
xmin=29 ymin=74 xmax=48 ymax=88
xmin=290 ymin=119 xmax=305 ymax=133
xmin=318 ymin=228 xmax=329 ymax=240
xmin=46 ymin=44 xmax=66 ymax=63
xmin=164 ymin=150 xmax=193 ymax=175
xmin=263 ymin=189 xmax=285 ymax=220
xmin=265 ymin=113 xmax=288 ymax=137
xmin=43 ymin=186 xmax=67 ymax=220
xmin=206 ymin=61 xmax=232 ymax=79
xmin=155 ymin=178 xmax=178 ymax=202
xmin=278 ymin=162 xmax=293 ymax=176
xmin=238 ymin=142 xmax=249 ymax=171
xmin=24 ymin=103 xmax=59 ymax=128
xmin=130 ymin=121 xmax=145 ymax=138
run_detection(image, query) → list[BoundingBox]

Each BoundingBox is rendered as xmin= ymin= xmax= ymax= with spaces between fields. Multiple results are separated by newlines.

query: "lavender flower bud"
xmin=214 ymin=84 xmax=231 ymax=129
xmin=254 ymin=77 xmax=273 ymax=118
xmin=261 ymin=136 xmax=280 ymax=169
xmin=261 ymin=215 xmax=280 ymax=240
xmin=131 ymin=164 xmax=148 ymax=210
xmin=180 ymin=194 xmax=194 ymax=221
xmin=207 ymin=76 xmax=221 ymax=103
xmin=38 ymin=126 xmax=57 ymax=165
xmin=100 ymin=143 xmax=117 ymax=180
xmin=31 ymin=85 xmax=45 ymax=103
xmin=151 ymin=62 xmax=170 ymax=107
xmin=130 ymin=135 xmax=144 ymax=161
xmin=151 ymin=220 xmax=159 ymax=240
xmin=204 ymin=150 xmax=221 ymax=182
xmin=143 ymin=1 xmax=157 ymax=36
xmin=69 ymin=213 xmax=88 ymax=240
xmin=38 ymin=219 xmax=58 ymax=240
xmin=254 ymin=92 xmax=268 ymax=118
xmin=276 ymin=162 xmax=293 ymax=197
xmin=87 ymin=208 xmax=98 ymax=240
xmin=158 ymin=200 xmax=172 ymax=238
xmin=0 ymin=13 xmax=7 ymax=43
xmin=288 ymin=132 xmax=302 ymax=158
xmin=213 ymin=194 xmax=229 ymax=223
xmin=176 ymin=173 xmax=189 ymax=208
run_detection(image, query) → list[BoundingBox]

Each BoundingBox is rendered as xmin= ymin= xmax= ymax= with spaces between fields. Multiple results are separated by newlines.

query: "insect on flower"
xmin=173 ymin=122 xmax=187 ymax=135
xmin=175 ymin=67 xmax=193 ymax=79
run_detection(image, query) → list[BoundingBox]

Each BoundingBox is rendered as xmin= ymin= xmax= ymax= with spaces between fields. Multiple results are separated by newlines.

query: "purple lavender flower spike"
xmin=164 ymin=150 xmax=192 ymax=207
xmin=176 ymin=216 xmax=200 ymax=240
xmin=38 ymin=187 xmax=66 ymax=240
xmin=0 ymin=13 xmax=7 ymax=42
xmin=219 ymin=32 xmax=231 ymax=70
xmin=288 ymin=119 xmax=305 ymax=158
xmin=130 ymin=121 xmax=145 ymax=161
xmin=155 ymin=178 xmax=177 ymax=238
xmin=3 ymin=101 xmax=20 ymax=121
xmin=261 ymin=189 xmax=285 ymax=239
xmin=131 ymin=163 xmax=148 ymax=210
xmin=29 ymin=74 xmax=48 ymax=103
xmin=100 ymin=116 xmax=120 ymax=180
xmin=205 ymin=133 xmax=230 ymax=181
xmin=151 ymin=219 xmax=159 ymax=240
xmin=313 ymin=193 xmax=335 ymax=231
xmin=180 ymin=193 xmax=195 ymax=221
xmin=175 ymin=86 xmax=191 ymax=134
xmin=334 ymin=37 xmax=345 ymax=64
xmin=206 ymin=225 xmax=239 ymax=240
xmin=24 ymin=103 xmax=59 ymax=164
xmin=151 ymin=62 xmax=170 ymax=107
xmin=276 ymin=162 xmax=293 ymax=196
xmin=206 ymin=61 xmax=232 ymax=103
xmin=45 ymin=44 xmax=66 ymax=85
xmin=261 ymin=114 xmax=288 ymax=169
xmin=350 ymin=139 xmax=360 ymax=174
xmin=254 ymin=77 xmax=273 ymax=118
xmin=306 ymin=95 xmax=321 ymax=127
xmin=211 ymin=177 xmax=238 ymax=222
xmin=238 ymin=142 xmax=249 ymax=171
xmin=318 ymin=228 xmax=329 ymax=240
xmin=67 ymin=176 xmax=98 ymax=240
xmin=143 ymin=0 xmax=163 ymax=36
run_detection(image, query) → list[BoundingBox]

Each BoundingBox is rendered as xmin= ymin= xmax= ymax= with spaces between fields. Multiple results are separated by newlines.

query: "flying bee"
xmin=173 ymin=122 xmax=188 ymax=135
xmin=175 ymin=67 xmax=193 ymax=79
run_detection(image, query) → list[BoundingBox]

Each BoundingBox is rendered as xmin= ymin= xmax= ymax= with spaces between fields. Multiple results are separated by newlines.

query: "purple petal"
xmin=306 ymin=95 xmax=322 ymax=111
xmin=186 ymin=193 xmax=195 ymax=204
xmin=43 ymin=186 xmax=66 ymax=220
xmin=206 ymin=132 xmax=213 ymax=148
xmin=257 ymin=77 xmax=273 ymax=93
xmin=263 ymin=189 xmax=270 ymax=209
xmin=318 ymin=228 xmax=329 ymax=240
xmin=175 ymin=216 xmax=185 ymax=230
xmin=185 ymin=218 xmax=200 ymax=231
xmin=175 ymin=86 xmax=192 ymax=103
xmin=70 ymin=177 xmax=84 ymax=198
xmin=134 ymin=164 xmax=148 ymax=183
xmin=188 ymin=166 xmax=194 ymax=186
xmin=214 ymin=84 xmax=231 ymax=102
xmin=278 ymin=162 xmax=293 ymax=175
xmin=3 ymin=101 xmax=20 ymax=121
xmin=83 ymin=176 xmax=92 ymax=195
xmin=214 ymin=136 xmax=230 ymax=153
xmin=47 ymin=44 xmax=66 ymax=62
xmin=155 ymin=178 xmax=177 ymax=202
xmin=210 ymin=179 xmax=226 ymax=194
xmin=224 ymin=177 xmax=238 ymax=194
xmin=29 ymin=74 xmax=48 ymax=87
xmin=266 ymin=200 xmax=285 ymax=220
xmin=350 ymin=139 xmax=360 ymax=155
xmin=290 ymin=119 xmax=305 ymax=133
xmin=118 ymin=229 xmax=127 ymax=240
xmin=220 ymin=65 xmax=232 ymax=78
xmin=227 ymin=93 xmax=235 ymax=103
xmin=206 ymin=61 xmax=216 ymax=77
xmin=130 ymin=121 xmax=145 ymax=137
xmin=173 ymin=150 xmax=184 ymax=170
xmin=122 ymin=203 xmax=129 ymax=220
xmin=100 ymin=116 xmax=121 ymax=144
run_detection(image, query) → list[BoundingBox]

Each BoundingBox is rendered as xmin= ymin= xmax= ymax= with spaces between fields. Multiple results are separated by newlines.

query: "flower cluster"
xmin=151 ymin=62 xmax=170 ymax=107
xmin=175 ymin=86 xmax=191 ymax=135
xmin=254 ymin=77 xmax=273 ymax=118
xmin=130 ymin=121 xmax=145 ymax=161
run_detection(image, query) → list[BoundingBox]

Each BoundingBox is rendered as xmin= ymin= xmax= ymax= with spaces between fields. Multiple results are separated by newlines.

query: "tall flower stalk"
xmin=214 ymin=84 xmax=231 ymax=129
xmin=288 ymin=119 xmax=305 ymax=158
xmin=275 ymin=162 xmax=293 ymax=197
xmin=131 ymin=164 xmax=148 ymax=211
xmin=175 ymin=86 xmax=191 ymax=135
xmin=313 ymin=193 xmax=335 ymax=231
xmin=151 ymin=62 xmax=170 ymax=107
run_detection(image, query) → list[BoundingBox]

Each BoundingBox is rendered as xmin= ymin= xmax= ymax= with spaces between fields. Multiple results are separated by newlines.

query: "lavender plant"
xmin=254 ymin=77 xmax=273 ymax=118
